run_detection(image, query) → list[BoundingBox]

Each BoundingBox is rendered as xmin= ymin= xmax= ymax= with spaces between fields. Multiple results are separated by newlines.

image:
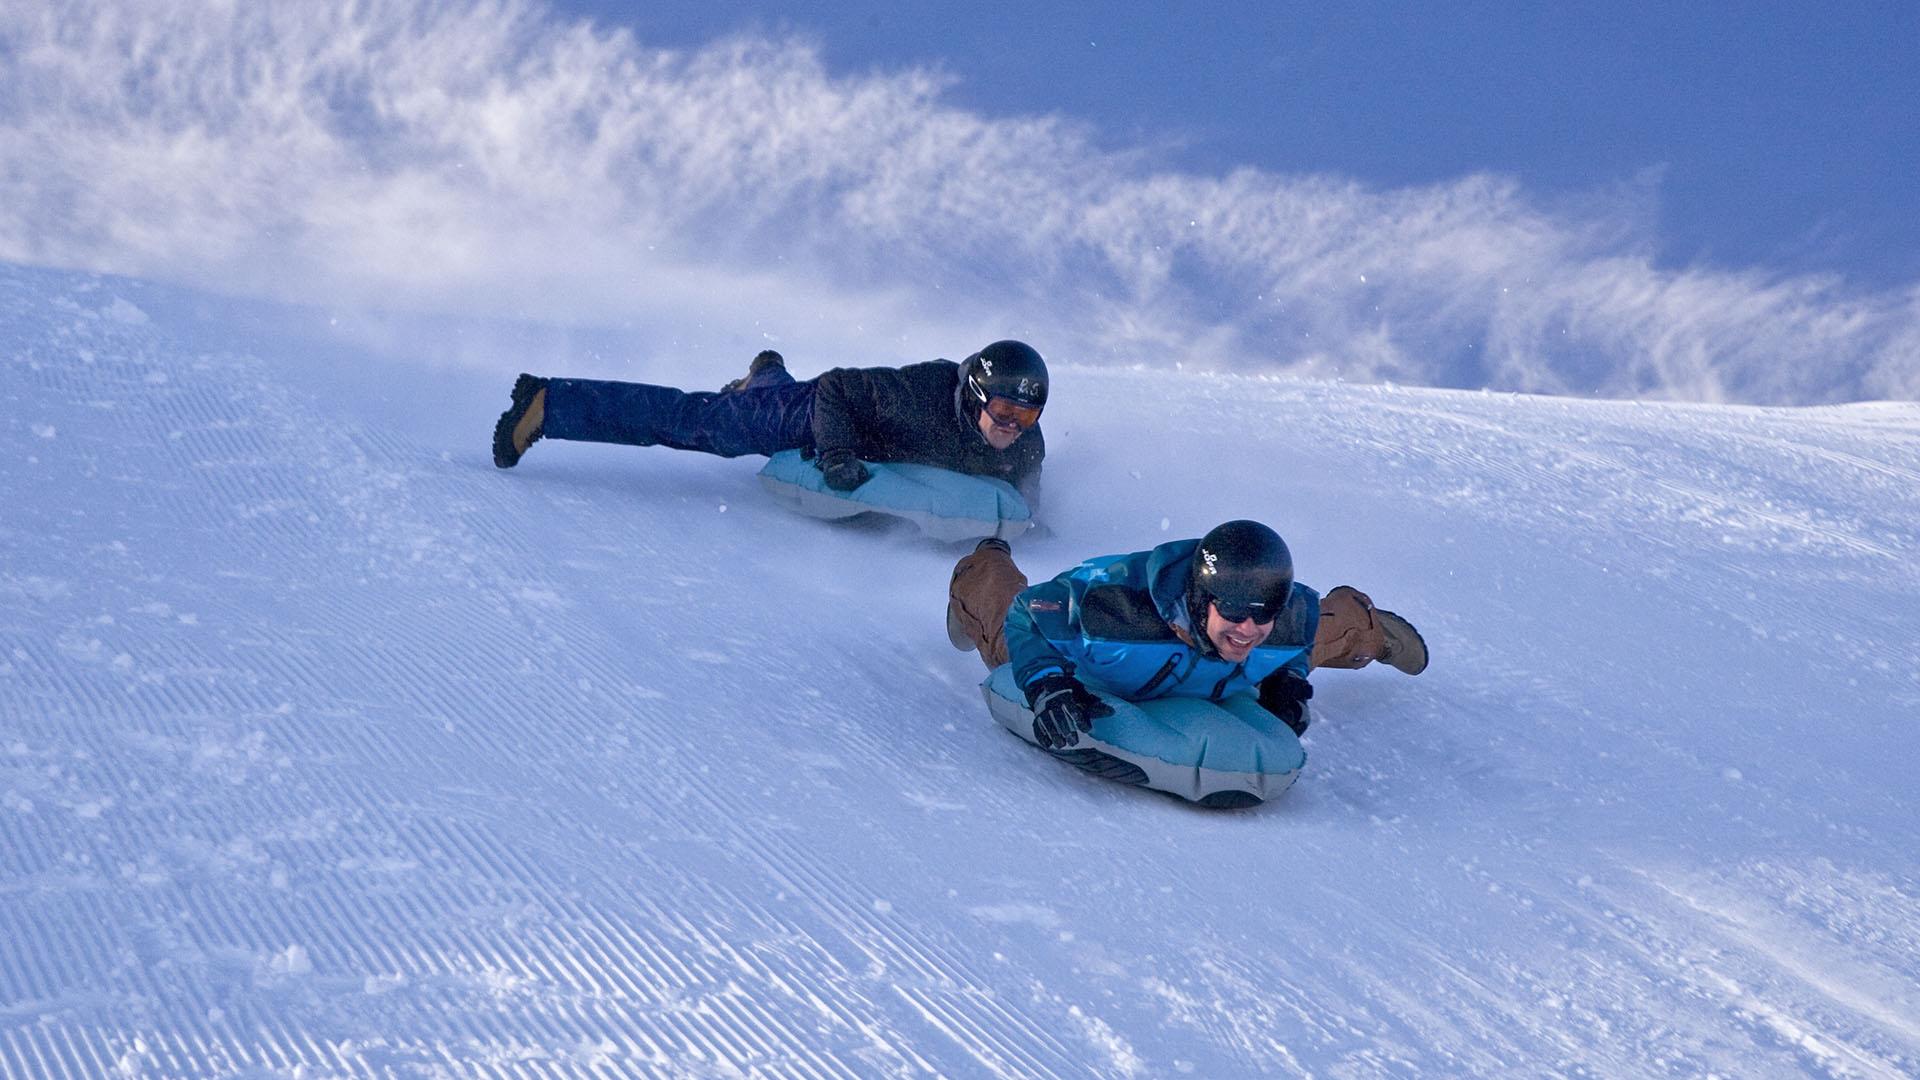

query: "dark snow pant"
xmin=948 ymin=544 xmax=1391 ymax=672
xmin=542 ymin=367 xmax=814 ymax=458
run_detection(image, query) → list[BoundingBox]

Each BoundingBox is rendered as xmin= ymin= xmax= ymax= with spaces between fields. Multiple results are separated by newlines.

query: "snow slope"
xmin=5 ymin=261 xmax=1920 ymax=1077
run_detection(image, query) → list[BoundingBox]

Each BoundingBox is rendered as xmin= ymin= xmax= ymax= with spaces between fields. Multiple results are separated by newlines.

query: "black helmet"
xmin=1187 ymin=520 xmax=1294 ymax=644
xmin=960 ymin=340 xmax=1049 ymax=416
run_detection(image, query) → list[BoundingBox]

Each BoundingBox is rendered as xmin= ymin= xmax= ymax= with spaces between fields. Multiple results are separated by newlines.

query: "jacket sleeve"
xmin=809 ymin=366 xmax=905 ymax=459
xmin=1003 ymin=577 xmax=1083 ymax=695
xmin=1011 ymin=426 xmax=1045 ymax=511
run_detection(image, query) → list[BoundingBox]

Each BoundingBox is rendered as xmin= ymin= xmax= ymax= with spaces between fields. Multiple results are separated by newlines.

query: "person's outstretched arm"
xmin=810 ymin=366 xmax=908 ymax=460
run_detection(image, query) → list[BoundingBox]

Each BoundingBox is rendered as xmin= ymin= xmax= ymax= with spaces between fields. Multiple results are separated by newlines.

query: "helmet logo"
xmin=980 ymin=357 xmax=994 ymax=377
xmin=1199 ymin=548 xmax=1219 ymax=576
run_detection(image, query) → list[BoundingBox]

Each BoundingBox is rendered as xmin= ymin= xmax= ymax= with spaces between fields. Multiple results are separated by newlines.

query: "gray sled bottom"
xmin=981 ymin=685 xmax=1300 ymax=808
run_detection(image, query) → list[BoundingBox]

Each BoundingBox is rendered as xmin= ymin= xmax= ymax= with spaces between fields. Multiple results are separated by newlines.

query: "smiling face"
xmin=975 ymin=407 xmax=1027 ymax=450
xmin=1204 ymin=603 xmax=1275 ymax=663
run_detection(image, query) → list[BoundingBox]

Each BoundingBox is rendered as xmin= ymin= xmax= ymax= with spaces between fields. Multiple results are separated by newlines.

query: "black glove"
xmin=1257 ymin=671 xmax=1313 ymax=737
xmin=1025 ymin=674 xmax=1114 ymax=750
xmin=816 ymin=449 xmax=871 ymax=492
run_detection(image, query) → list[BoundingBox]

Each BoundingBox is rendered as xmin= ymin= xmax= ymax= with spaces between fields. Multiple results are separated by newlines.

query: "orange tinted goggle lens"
xmin=984 ymin=396 xmax=1041 ymax=428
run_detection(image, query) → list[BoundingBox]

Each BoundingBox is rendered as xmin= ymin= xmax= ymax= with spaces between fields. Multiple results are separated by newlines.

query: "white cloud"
xmin=1 ymin=0 xmax=1913 ymax=402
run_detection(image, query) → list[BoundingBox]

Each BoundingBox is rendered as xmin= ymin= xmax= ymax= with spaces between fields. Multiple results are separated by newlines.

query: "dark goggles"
xmin=982 ymin=395 xmax=1042 ymax=429
xmin=1210 ymin=597 xmax=1277 ymax=625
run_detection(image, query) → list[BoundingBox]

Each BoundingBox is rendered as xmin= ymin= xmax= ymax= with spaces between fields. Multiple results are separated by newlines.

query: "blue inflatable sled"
xmin=980 ymin=664 xmax=1306 ymax=808
xmin=757 ymin=450 xmax=1033 ymax=542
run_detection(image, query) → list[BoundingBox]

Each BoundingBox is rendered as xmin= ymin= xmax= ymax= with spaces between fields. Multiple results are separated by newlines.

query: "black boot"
xmin=492 ymin=374 xmax=548 ymax=468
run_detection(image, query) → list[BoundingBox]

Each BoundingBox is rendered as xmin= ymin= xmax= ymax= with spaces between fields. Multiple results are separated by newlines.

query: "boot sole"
xmin=945 ymin=602 xmax=977 ymax=651
xmin=1375 ymin=609 xmax=1429 ymax=675
xmin=492 ymin=377 xmax=545 ymax=468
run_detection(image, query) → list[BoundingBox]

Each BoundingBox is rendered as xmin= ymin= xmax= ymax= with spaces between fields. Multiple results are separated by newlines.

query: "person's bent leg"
xmin=948 ymin=538 xmax=1029 ymax=669
xmin=543 ymin=377 xmax=814 ymax=458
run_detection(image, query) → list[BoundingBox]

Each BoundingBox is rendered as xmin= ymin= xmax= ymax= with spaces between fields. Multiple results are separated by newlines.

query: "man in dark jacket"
xmin=491 ymin=341 xmax=1049 ymax=507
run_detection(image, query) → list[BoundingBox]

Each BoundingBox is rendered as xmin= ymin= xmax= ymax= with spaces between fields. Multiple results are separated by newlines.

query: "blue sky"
xmin=3 ymin=1 xmax=1917 ymax=403
xmin=575 ymin=1 xmax=1920 ymax=287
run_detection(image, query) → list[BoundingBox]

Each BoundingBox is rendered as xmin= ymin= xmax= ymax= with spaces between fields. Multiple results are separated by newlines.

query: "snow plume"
xmin=2 ymin=0 xmax=1915 ymax=402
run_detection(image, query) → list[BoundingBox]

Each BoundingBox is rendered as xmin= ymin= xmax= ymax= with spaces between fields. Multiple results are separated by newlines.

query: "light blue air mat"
xmin=757 ymin=450 xmax=1033 ymax=542
xmin=981 ymin=664 xmax=1306 ymax=807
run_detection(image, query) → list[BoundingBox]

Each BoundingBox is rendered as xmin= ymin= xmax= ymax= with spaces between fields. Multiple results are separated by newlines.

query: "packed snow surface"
xmin=4 ymin=263 xmax=1919 ymax=1076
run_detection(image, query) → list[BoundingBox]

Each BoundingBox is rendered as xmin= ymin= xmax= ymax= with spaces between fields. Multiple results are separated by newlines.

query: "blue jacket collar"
xmin=1143 ymin=538 xmax=1202 ymax=636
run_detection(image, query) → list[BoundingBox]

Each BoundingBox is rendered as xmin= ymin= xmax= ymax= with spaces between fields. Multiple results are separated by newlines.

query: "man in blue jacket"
xmin=946 ymin=520 xmax=1427 ymax=749
xmin=491 ymin=340 xmax=1048 ymax=508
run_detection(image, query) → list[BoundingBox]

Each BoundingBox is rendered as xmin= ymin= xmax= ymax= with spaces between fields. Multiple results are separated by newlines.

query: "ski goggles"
xmin=982 ymin=395 xmax=1043 ymax=430
xmin=1210 ymin=598 xmax=1278 ymax=625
